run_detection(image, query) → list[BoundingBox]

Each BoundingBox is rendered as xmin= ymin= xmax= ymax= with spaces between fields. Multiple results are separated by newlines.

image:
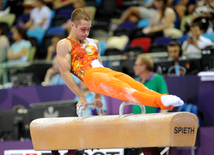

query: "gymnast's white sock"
xmin=161 ymin=95 xmax=184 ymax=107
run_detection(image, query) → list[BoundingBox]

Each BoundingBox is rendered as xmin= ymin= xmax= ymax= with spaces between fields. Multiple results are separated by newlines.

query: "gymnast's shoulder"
xmin=57 ymin=38 xmax=72 ymax=52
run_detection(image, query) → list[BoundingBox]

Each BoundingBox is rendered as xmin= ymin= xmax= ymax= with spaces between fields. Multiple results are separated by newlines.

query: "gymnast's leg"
xmin=111 ymin=69 xmax=183 ymax=108
xmin=83 ymin=68 xmax=183 ymax=110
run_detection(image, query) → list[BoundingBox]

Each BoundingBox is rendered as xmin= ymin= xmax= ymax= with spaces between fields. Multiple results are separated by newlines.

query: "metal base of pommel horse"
xmin=30 ymin=102 xmax=198 ymax=155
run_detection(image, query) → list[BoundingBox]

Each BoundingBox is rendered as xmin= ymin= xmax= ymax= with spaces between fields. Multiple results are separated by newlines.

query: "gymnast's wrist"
xmin=78 ymin=94 xmax=85 ymax=100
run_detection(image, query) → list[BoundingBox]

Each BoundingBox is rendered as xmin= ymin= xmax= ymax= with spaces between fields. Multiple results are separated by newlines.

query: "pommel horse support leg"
xmin=30 ymin=102 xmax=198 ymax=155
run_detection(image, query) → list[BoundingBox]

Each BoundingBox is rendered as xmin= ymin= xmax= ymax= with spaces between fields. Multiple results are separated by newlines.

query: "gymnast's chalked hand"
xmin=92 ymin=99 xmax=103 ymax=109
xmin=76 ymin=97 xmax=88 ymax=114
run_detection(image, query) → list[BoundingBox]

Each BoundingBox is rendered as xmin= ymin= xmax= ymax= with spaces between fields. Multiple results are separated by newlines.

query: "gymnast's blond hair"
xmin=70 ymin=8 xmax=91 ymax=26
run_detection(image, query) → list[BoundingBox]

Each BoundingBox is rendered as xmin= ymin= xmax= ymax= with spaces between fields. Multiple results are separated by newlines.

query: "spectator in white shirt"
xmin=24 ymin=0 xmax=51 ymax=30
xmin=182 ymin=22 xmax=213 ymax=53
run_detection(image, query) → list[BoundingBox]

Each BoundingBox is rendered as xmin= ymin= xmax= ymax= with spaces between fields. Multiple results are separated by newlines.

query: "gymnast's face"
xmin=71 ymin=19 xmax=91 ymax=41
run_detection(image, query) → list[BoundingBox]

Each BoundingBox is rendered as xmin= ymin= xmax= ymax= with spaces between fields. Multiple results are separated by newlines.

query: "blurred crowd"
xmin=0 ymin=0 xmax=214 ymax=88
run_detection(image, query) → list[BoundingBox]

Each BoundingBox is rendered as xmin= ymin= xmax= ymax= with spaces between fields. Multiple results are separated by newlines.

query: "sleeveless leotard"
xmin=66 ymin=38 xmax=103 ymax=81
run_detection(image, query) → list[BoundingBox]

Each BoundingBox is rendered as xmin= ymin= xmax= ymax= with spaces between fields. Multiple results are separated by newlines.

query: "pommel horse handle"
xmin=119 ymin=102 xmax=146 ymax=119
xmin=78 ymin=103 xmax=104 ymax=120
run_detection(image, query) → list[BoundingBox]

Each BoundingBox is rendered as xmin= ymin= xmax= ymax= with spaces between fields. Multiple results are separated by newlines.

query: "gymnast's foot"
xmin=161 ymin=95 xmax=184 ymax=107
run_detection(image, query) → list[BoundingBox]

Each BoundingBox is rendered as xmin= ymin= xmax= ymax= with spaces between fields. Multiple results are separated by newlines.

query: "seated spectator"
xmin=119 ymin=0 xmax=156 ymax=23
xmin=45 ymin=34 xmax=63 ymax=61
xmin=133 ymin=54 xmax=168 ymax=114
xmin=24 ymin=0 xmax=51 ymax=30
xmin=0 ymin=23 xmax=10 ymax=63
xmin=7 ymin=26 xmax=32 ymax=64
xmin=167 ymin=40 xmax=185 ymax=60
xmin=170 ymin=0 xmax=193 ymax=19
xmin=187 ymin=0 xmax=201 ymax=15
xmin=182 ymin=22 xmax=213 ymax=53
xmin=184 ymin=0 xmax=214 ymax=33
xmin=43 ymin=56 xmax=79 ymax=86
xmin=119 ymin=0 xmax=191 ymax=23
xmin=74 ymin=80 xmax=107 ymax=116
xmin=45 ymin=0 xmax=74 ymax=11
xmin=167 ymin=40 xmax=186 ymax=76
xmin=134 ymin=0 xmax=181 ymax=40
xmin=22 ymin=0 xmax=36 ymax=14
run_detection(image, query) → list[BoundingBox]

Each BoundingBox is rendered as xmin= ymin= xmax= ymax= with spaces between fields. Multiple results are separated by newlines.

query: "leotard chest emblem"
xmin=86 ymin=47 xmax=93 ymax=54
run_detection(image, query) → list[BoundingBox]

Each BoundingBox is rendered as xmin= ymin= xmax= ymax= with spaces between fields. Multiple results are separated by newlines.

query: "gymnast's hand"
xmin=76 ymin=96 xmax=88 ymax=114
xmin=92 ymin=99 xmax=103 ymax=109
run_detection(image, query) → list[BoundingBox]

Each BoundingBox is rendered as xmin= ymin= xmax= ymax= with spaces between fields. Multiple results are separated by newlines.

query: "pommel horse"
xmin=30 ymin=102 xmax=198 ymax=155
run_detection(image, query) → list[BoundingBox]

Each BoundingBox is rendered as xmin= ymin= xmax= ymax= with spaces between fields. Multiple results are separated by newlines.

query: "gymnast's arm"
xmin=56 ymin=39 xmax=87 ymax=109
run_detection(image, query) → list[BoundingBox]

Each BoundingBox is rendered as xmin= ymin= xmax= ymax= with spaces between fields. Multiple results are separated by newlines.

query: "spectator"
xmin=182 ymin=22 xmax=213 ymax=53
xmin=191 ymin=0 xmax=214 ymax=25
xmin=133 ymin=54 xmax=169 ymax=114
xmin=22 ymin=0 xmax=37 ymax=14
xmin=119 ymin=0 xmax=156 ymax=23
xmin=183 ymin=0 xmax=214 ymax=33
xmin=167 ymin=40 xmax=186 ymax=76
xmin=43 ymin=56 xmax=80 ymax=86
xmin=7 ymin=26 xmax=32 ymax=64
xmin=74 ymin=80 xmax=107 ymax=116
xmin=24 ymin=0 xmax=51 ymax=30
xmin=119 ymin=0 xmax=190 ymax=23
xmin=45 ymin=34 xmax=63 ymax=61
xmin=45 ymin=0 xmax=74 ymax=11
xmin=134 ymin=0 xmax=180 ymax=40
xmin=167 ymin=40 xmax=185 ymax=60
xmin=188 ymin=0 xmax=201 ymax=15
xmin=170 ymin=0 xmax=191 ymax=19
xmin=0 ymin=23 xmax=10 ymax=63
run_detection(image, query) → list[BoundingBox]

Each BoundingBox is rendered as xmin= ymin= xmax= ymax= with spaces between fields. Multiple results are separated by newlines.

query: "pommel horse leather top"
xmin=30 ymin=103 xmax=198 ymax=152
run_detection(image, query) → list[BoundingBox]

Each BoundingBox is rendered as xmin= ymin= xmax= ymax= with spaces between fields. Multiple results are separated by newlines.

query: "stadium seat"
xmin=99 ymin=40 xmax=107 ymax=56
xmin=104 ymin=48 xmax=122 ymax=56
xmin=176 ymin=34 xmax=188 ymax=43
xmin=113 ymin=27 xmax=131 ymax=37
xmin=46 ymin=26 xmax=66 ymax=36
xmin=52 ymin=15 xmax=69 ymax=27
xmin=49 ymin=10 xmax=56 ymax=28
xmin=202 ymin=33 xmax=214 ymax=42
xmin=56 ymin=9 xmax=73 ymax=19
xmin=0 ymin=22 xmax=10 ymax=34
xmin=149 ymin=43 xmax=167 ymax=53
xmin=130 ymin=37 xmax=152 ymax=53
xmin=27 ymin=28 xmax=46 ymax=47
xmin=153 ymin=36 xmax=173 ymax=45
xmin=0 ymin=13 xmax=16 ymax=28
xmin=28 ymin=46 xmax=36 ymax=62
xmin=41 ymin=34 xmax=53 ymax=52
xmin=118 ymin=21 xmax=136 ymax=33
xmin=16 ymin=13 xmax=30 ymax=23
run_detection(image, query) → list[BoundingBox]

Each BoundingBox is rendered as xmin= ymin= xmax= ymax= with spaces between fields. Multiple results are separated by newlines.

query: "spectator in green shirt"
xmin=133 ymin=54 xmax=168 ymax=114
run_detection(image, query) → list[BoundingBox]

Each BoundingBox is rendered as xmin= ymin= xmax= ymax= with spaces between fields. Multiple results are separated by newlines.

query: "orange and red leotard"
xmin=66 ymin=38 xmax=173 ymax=110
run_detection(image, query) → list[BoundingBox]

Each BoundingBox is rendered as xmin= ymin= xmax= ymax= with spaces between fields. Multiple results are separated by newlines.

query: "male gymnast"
xmin=56 ymin=8 xmax=184 ymax=111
